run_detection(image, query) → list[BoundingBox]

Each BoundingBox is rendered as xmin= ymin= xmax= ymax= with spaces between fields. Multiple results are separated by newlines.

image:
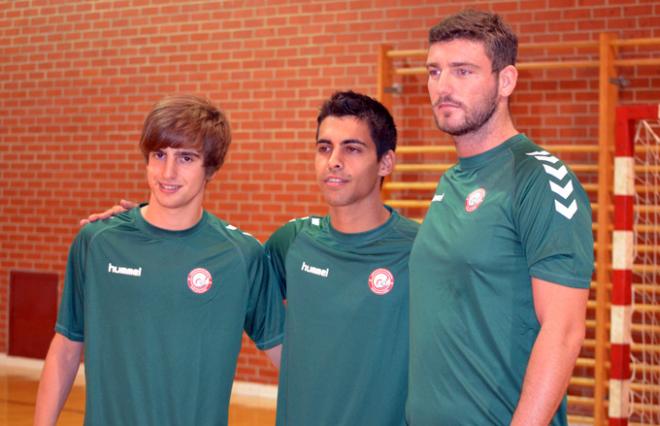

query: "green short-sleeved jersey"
xmin=56 ymin=207 xmax=285 ymax=426
xmin=265 ymin=207 xmax=419 ymax=426
xmin=407 ymin=135 xmax=594 ymax=425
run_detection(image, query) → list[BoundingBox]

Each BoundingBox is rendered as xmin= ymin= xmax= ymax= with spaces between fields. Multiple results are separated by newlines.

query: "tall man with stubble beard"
xmin=406 ymin=10 xmax=594 ymax=426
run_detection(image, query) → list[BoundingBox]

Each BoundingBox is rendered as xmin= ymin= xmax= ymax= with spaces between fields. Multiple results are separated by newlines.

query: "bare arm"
xmin=264 ymin=344 xmax=282 ymax=369
xmin=510 ymin=278 xmax=589 ymax=426
xmin=79 ymin=199 xmax=138 ymax=226
xmin=34 ymin=334 xmax=84 ymax=426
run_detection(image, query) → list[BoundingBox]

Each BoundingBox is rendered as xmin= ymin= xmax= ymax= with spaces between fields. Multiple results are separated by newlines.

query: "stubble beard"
xmin=432 ymin=82 xmax=499 ymax=137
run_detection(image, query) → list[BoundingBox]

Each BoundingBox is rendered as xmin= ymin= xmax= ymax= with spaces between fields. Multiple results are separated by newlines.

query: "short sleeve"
xmin=515 ymin=158 xmax=594 ymax=289
xmin=55 ymin=230 xmax=88 ymax=342
xmin=244 ymin=242 xmax=285 ymax=350
xmin=264 ymin=221 xmax=300 ymax=299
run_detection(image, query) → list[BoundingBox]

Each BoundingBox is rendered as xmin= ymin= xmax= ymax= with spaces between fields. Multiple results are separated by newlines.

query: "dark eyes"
xmin=316 ymin=145 xmax=362 ymax=154
xmin=427 ymin=68 xmax=472 ymax=79
xmin=150 ymin=151 xmax=198 ymax=163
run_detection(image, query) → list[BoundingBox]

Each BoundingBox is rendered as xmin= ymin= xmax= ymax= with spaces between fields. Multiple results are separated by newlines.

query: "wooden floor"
xmin=0 ymin=357 xmax=276 ymax=426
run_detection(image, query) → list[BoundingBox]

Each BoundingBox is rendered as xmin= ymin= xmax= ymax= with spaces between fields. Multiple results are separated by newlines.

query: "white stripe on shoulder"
xmin=525 ymin=150 xmax=579 ymax=220
xmin=224 ymin=224 xmax=256 ymax=239
xmin=288 ymin=216 xmax=309 ymax=223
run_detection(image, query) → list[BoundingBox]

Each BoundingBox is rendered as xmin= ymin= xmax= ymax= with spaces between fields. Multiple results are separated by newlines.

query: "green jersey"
xmin=266 ymin=208 xmax=419 ymax=426
xmin=407 ymin=135 xmax=594 ymax=425
xmin=56 ymin=207 xmax=285 ymax=426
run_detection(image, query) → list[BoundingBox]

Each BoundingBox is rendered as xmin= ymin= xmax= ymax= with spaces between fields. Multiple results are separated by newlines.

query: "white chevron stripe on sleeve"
xmin=533 ymin=155 xmax=560 ymax=164
xmin=526 ymin=150 xmax=550 ymax=156
xmin=554 ymin=199 xmax=577 ymax=219
xmin=542 ymin=164 xmax=568 ymax=180
xmin=549 ymin=179 xmax=574 ymax=199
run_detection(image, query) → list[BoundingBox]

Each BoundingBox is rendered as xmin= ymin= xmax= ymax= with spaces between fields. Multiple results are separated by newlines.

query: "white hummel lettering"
xmin=554 ymin=199 xmax=578 ymax=219
xmin=542 ymin=164 xmax=568 ymax=180
xmin=108 ymin=262 xmax=142 ymax=277
xmin=549 ymin=180 xmax=574 ymax=199
xmin=301 ymin=261 xmax=329 ymax=278
xmin=432 ymin=193 xmax=445 ymax=202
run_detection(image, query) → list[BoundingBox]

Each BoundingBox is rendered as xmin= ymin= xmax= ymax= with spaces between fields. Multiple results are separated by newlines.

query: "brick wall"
xmin=1 ymin=0 xmax=658 ymax=385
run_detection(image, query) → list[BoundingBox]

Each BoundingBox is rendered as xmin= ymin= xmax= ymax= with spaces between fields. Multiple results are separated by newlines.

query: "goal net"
xmin=630 ymin=114 xmax=660 ymax=425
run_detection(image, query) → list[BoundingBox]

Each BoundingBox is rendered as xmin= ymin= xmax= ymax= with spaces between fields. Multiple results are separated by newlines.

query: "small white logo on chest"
xmin=301 ymin=261 xmax=329 ymax=278
xmin=187 ymin=268 xmax=213 ymax=294
xmin=369 ymin=268 xmax=394 ymax=295
xmin=465 ymin=188 xmax=486 ymax=213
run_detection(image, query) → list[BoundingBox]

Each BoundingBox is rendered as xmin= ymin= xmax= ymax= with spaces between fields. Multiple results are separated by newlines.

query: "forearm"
xmin=34 ymin=334 xmax=83 ymax=426
xmin=510 ymin=323 xmax=584 ymax=426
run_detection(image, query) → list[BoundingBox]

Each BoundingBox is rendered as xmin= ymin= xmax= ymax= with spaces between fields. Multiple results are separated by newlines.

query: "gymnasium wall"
xmin=1 ymin=0 xmax=658 ymax=385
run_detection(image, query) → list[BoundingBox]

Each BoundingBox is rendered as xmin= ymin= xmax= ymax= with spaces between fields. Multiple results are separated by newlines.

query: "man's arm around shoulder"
xmin=34 ymin=333 xmax=84 ymax=426
xmin=511 ymin=278 xmax=589 ymax=426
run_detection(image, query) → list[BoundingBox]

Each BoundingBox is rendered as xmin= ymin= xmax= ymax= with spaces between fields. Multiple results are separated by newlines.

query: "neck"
xmin=453 ymin=106 xmax=519 ymax=158
xmin=141 ymin=202 xmax=204 ymax=231
xmin=328 ymin=200 xmax=391 ymax=234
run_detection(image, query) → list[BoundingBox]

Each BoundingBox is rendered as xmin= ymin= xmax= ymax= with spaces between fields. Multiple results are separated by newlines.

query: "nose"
xmin=328 ymin=149 xmax=343 ymax=170
xmin=428 ymin=71 xmax=451 ymax=99
xmin=162 ymin=155 xmax=177 ymax=179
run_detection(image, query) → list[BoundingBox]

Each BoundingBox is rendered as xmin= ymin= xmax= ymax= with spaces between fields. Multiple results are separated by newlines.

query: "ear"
xmin=378 ymin=150 xmax=395 ymax=177
xmin=205 ymin=170 xmax=217 ymax=183
xmin=498 ymin=65 xmax=518 ymax=98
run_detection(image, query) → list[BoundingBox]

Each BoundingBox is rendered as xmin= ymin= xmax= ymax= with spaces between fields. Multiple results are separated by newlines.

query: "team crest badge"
xmin=465 ymin=188 xmax=486 ymax=213
xmin=187 ymin=268 xmax=213 ymax=294
xmin=368 ymin=268 xmax=394 ymax=295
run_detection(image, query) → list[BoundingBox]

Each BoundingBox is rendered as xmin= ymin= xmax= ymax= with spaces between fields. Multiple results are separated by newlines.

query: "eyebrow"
xmin=316 ymin=138 xmax=368 ymax=146
xmin=425 ymin=61 xmax=480 ymax=69
xmin=156 ymin=149 xmax=201 ymax=157
xmin=176 ymin=150 xmax=201 ymax=157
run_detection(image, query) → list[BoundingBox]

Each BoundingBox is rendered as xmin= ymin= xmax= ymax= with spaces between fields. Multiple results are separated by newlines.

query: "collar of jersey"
xmin=131 ymin=203 xmax=208 ymax=238
xmin=325 ymin=205 xmax=398 ymax=244
xmin=458 ymin=133 xmax=527 ymax=170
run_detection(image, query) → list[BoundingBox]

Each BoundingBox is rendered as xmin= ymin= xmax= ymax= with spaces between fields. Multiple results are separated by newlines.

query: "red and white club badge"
xmin=187 ymin=268 xmax=213 ymax=294
xmin=368 ymin=268 xmax=394 ymax=295
xmin=465 ymin=188 xmax=487 ymax=213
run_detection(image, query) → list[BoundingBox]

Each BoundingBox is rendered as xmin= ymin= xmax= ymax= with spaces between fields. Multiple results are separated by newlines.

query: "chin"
xmin=324 ymin=196 xmax=349 ymax=208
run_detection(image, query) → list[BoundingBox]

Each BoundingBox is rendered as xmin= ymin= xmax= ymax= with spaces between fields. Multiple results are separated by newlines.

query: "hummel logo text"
xmin=301 ymin=261 xmax=329 ymax=278
xmin=108 ymin=262 xmax=142 ymax=277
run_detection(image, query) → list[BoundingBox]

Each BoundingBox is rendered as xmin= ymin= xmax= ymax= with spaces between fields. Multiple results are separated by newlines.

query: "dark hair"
xmin=429 ymin=10 xmax=518 ymax=73
xmin=316 ymin=91 xmax=397 ymax=160
xmin=139 ymin=95 xmax=231 ymax=178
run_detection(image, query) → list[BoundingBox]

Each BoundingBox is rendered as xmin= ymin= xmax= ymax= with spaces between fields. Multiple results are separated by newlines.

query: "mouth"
xmin=436 ymin=102 xmax=461 ymax=110
xmin=433 ymin=97 xmax=462 ymax=110
xmin=158 ymin=182 xmax=181 ymax=193
xmin=323 ymin=176 xmax=348 ymax=187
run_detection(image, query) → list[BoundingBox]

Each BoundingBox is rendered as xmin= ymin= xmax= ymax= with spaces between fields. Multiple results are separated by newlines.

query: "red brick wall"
xmin=1 ymin=0 xmax=658 ymax=385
